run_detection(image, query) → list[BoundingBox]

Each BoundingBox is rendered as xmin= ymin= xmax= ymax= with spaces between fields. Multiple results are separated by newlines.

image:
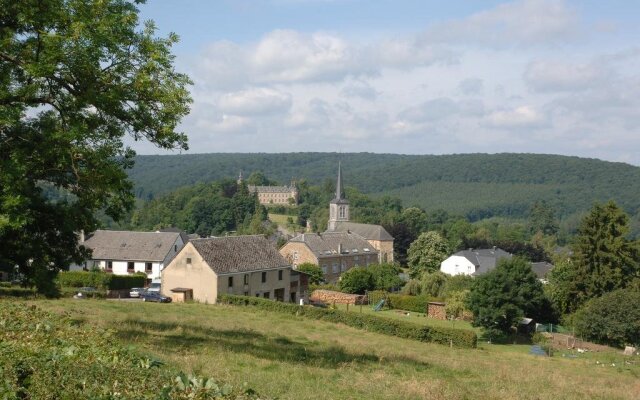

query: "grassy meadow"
xmin=25 ymin=299 xmax=639 ymax=400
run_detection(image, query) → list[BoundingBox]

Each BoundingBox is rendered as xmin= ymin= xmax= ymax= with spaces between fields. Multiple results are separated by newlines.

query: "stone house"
xmin=161 ymin=235 xmax=299 ymax=304
xmin=280 ymin=231 xmax=379 ymax=283
xmin=73 ymin=230 xmax=186 ymax=281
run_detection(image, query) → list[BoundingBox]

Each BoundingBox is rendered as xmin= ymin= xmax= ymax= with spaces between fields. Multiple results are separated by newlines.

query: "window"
xmin=263 ymin=292 xmax=270 ymax=299
xmin=341 ymin=262 xmax=346 ymax=272
xmin=322 ymin=265 xmax=328 ymax=274
xmin=293 ymin=251 xmax=299 ymax=260
xmin=186 ymin=257 xmax=192 ymax=265
xmin=145 ymin=262 xmax=152 ymax=272
xmin=278 ymin=270 xmax=283 ymax=281
xmin=332 ymin=263 xmax=339 ymax=273
xmin=228 ymin=276 xmax=233 ymax=288
xmin=106 ymin=261 xmax=113 ymax=271
xmin=339 ymin=206 xmax=345 ymax=219
xmin=261 ymin=271 xmax=267 ymax=283
xmin=174 ymin=244 xmax=177 ymax=252
xmin=244 ymin=291 xmax=249 ymax=296
xmin=244 ymin=274 xmax=249 ymax=285
xmin=127 ymin=261 xmax=134 ymax=272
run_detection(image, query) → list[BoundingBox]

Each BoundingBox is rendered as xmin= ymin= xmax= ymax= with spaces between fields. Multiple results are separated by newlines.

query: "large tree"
xmin=571 ymin=201 xmax=640 ymax=304
xmin=466 ymin=257 xmax=553 ymax=335
xmin=407 ymin=231 xmax=450 ymax=278
xmin=0 ymin=0 xmax=191 ymax=292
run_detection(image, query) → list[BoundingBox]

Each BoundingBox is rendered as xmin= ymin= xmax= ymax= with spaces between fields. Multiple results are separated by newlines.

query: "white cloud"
xmin=340 ymin=80 xmax=379 ymax=100
xmin=484 ymin=106 xmax=547 ymax=129
xmin=218 ymin=87 xmax=292 ymax=115
xmin=398 ymin=97 xmax=459 ymax=123
xmin=458 ymin=78 xmax=484 ymax=96
xmin=423 ymin=0 xmax=579 ymax=47
xmin=524 ymin=60 xmax=608 ymax=92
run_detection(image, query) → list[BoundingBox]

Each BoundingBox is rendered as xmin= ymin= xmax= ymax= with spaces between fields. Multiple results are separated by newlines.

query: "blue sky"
xmin=132 ymin=1 xmax=640 ymax=165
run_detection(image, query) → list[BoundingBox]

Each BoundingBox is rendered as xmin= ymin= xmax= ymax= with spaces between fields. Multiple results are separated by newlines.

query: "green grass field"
xmin=30 ymin=299 xmax=640 ymax=400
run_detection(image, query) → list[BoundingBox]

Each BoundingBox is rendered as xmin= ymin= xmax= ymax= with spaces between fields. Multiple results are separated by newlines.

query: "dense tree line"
xmin=126 ymin=153 xmax=640 ymax=238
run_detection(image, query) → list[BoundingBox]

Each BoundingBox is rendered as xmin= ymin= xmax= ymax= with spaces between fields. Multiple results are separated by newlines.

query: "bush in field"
xmin=420 ymin=271 xmax=448 ymax=298
xmin=443 ymin=275 xmax=474 ymax=298
xmin=368 ymin=263 xmax=403 ymax=291
xmin=0 ymin=303 xmax=262 ymax=399
xmin=573 ymin=288 xmax=640 ymax=348
xmin=387 ymin=294 xmax=430 ymax=313
xmin=445 ymin=290 xmax=470 ymax=319
xmin=339 ymin=267 xmax=375 ymax=294
xmin=219 ymin=294 xmax=477 ymax=348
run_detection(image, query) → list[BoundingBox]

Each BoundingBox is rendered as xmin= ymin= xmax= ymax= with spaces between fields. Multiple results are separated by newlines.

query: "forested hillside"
xmin=128 ymin=153 xmax=640 ymax=225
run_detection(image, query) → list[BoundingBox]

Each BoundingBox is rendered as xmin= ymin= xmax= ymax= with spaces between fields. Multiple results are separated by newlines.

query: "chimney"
xmin=338 ymin=243 xmax=343 ymax=254
xmin=79 ymin=230 xmax=85 ymax=243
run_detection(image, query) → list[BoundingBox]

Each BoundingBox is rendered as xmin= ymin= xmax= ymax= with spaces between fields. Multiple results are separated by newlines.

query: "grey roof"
xmin=248 ymin=185 xmax=295 ymax=193
xmin=530 ymin=262 xmax=554 ymax=279
xmin=288 ymin=231 xmax=378 ymax=258
xmin=333 ymin=161 xmax=346 ymax=201
xmin=158 ymin=227 xmax=190 ymax=244
xmin=453 ymin=248 xmax=513 ymax=276
xmin=83 ymin=230 xmax=181 ymax=262
xmin=331 ymin=221 xmax=394 ymax=241
xmin=191 ymin=235 xmax=289 ymax=274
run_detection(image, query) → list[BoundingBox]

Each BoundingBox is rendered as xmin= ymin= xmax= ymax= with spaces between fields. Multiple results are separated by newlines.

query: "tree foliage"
xmin=0 ymin=0 xmax=191 ymax=292
xmin=570 ymin=201 xmax=640 ymax=302
xmin=466 ymin=258 xmax=553 ymax=334
xmin=295 ymin=263 xmax=324 ymax=285
xmin=338 ymin=267 xmax=374 ymax=294
xmin=407 ymin=231 xmax=450 ymax=278
xmin=573 ymin=288 xmax=640 ymax=348
xmin=367 ymin=263 xmax=403 ymax=291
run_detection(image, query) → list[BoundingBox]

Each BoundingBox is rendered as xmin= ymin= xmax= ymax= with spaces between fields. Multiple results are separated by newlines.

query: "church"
xmin=279 ymin=163 xmax=395 ymax=281
xmin=325 ymin=162 xmax=394 ymax=263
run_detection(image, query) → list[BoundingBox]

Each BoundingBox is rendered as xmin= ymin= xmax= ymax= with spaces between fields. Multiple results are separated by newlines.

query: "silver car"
xmin=129 ymin=287 xmax=144 ymax=298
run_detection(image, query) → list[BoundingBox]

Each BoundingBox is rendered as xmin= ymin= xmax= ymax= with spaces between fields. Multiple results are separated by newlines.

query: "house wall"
xmin=440 ymin=255 xmax=476 ymax=276
xmin=368 ymin=239 xmax=394 ymax=264
xmin=279 ymin=242 xmax=378 ymax=283
xmin=217 ymin=268 xmax=291 ymax=301
xmin=161 ymin=243 xmax=219 ymax=304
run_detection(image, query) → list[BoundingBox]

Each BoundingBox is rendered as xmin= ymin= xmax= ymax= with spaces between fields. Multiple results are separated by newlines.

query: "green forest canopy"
xmin=127 ymin=153 xmax=640 ymax=231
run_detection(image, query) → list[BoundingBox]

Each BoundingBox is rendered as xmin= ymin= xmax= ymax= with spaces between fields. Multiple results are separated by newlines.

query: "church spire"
xmin=335 ymin=161 xmax=344 ymax=200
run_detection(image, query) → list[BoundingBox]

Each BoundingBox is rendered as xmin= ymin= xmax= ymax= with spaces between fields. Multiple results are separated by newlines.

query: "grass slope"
xmin=34 ymin=300 xmax=640 ymax=400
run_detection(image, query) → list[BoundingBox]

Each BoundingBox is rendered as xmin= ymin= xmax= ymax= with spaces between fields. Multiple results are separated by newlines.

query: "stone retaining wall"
xmin=310 ymin=289 xmax=367 ymax=305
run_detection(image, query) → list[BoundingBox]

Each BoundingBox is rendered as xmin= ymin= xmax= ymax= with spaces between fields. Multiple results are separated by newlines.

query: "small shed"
xmin=427 ymin=301 xmax=446 ymax=320
xmin=170 ymin=287 xmax=193 ymax=303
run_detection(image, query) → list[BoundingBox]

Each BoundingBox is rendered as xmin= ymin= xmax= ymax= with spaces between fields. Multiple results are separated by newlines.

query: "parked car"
xmin=146 ymin=282 xmax=161 ymax=293
xmin=129 ymin=287 xmax=144 ymax=298
xmin=140 ymin=291 xmax=172 ymax=303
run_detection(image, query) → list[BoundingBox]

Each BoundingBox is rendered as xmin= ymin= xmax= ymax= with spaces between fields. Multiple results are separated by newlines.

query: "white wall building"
xmin=440 ymin=247 xmax=512 ymax=276
xmin=72 ymin=230 xmax=186 ymax=281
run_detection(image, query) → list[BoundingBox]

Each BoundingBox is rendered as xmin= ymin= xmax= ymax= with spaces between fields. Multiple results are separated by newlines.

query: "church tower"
xmin=328 ymin=162 xmax=350 ymax=231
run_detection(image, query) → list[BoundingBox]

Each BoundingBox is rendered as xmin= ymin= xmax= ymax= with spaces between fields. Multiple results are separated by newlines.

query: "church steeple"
xmin=334 ymin=161 xmax=344 ymax=200
xmin=328 ymin=161 xmax=349 ymax=231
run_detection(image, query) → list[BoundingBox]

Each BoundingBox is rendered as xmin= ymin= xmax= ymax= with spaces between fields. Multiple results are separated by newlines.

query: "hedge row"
xmin=218 ymin=294 xmax=477 ymax=348
xmin=57 ymin=271 xmax=146 ymax=290
xmin=0 ymin=303 xmax=263 ymax=399
xmin=387 ymin=294 xmax=430 ymax=313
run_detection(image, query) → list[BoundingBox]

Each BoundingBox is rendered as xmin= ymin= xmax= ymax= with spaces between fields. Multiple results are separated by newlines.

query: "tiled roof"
xmin=453 ymin=248 xmax=512 ymax=276
xmin=289 ymin=232 xmax=378 ymax=258
xmin=331 ymin=221 xmax=394 ymax=241
xmin=82 ymin=230 xmax=181 ymax=262
xmin=191 ymin=235 xmax=289 ymax=274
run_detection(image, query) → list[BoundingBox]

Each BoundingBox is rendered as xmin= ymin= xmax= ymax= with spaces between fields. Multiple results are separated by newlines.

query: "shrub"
xmin=573 ymin=288 xmax=640 ymax=348
xmin=57 ymin=271 xmax=146 ymax=290
xmin=387 ymin=294 xmax=430 ymax=313
xmin=218 ymin=294 xmax=477 ymax=348
xmin=0 ymin=286 xmax=37 ymax=298
xmin=0 ymin=303 xmax=262 ymax=399
xmin=420 ymin=271 xmax=448 ymax=298
xmin=368 ymin=263 xmax=403 ymax=291
xmin=339 ymin=267 xmax=374 ymax=294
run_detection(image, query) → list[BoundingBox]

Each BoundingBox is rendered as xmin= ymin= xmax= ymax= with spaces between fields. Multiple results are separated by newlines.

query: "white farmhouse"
xmin=72 ymin=230 xmax=186 ymax=281
xmin=440 ymin=247 xmax=512 ymax=276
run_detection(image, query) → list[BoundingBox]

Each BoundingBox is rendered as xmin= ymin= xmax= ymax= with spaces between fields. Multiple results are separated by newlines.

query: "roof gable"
xmin=288 ymin=232 xmax=378 ymax=258
xmin=191 ymin=235 xmax=289 ymax=274
xmin=82 ymin=230 xmax=181 ymax=262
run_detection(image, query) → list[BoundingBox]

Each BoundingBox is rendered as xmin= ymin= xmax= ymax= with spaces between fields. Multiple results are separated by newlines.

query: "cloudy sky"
xmin=134 ymin=0 xmax=640 ymax=165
